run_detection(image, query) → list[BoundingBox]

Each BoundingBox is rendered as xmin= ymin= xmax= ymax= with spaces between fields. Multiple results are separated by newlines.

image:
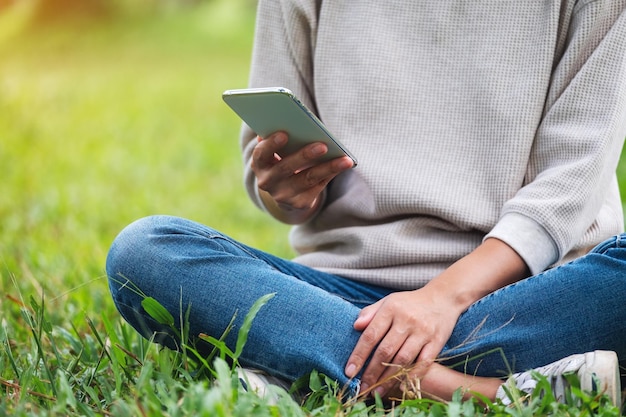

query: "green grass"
xmin=0 ymin=2 xmax=624 ymax=415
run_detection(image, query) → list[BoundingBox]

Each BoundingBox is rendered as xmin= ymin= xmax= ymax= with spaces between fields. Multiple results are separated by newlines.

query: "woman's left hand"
xmin=344 ymin=238 xmax=530 ymax=398
xmin=344 ymin=287 xmax=463 ymax=397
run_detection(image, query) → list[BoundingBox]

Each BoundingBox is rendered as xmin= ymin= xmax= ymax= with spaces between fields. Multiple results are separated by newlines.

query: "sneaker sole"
xmin=579 ymin=350 xmax=621 ymax=409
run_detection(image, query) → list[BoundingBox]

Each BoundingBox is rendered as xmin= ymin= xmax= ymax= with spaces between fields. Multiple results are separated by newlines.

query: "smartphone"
xmin=222 ymin=87 xmax=357 ymax=166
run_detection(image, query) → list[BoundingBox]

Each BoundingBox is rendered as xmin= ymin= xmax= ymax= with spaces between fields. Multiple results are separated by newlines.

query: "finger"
xmin=345 ymin=313 xmax=392 ymax=380
xmin=293 ymin=156 xmax=354 ymax=188
xmin=354 ymin=300 xmax=383 ymax=331
xmin=415 ymin=340 xmax=439 ymax=368
xmin=400 ymin=343 xmax=439 ymax=398
xmin=360 ymin=328 xmax=416 ymax=394
xmin=270 ymin=141 xmax=329 ymax=176
xmin=266 ymin=156 xmax=352 ymax=209
xmin=270 ymin=177 xmax=328 ymax=211
xmin=371 ymin=335 xmax=425 ymax=397
xmin=252 ymin=132 xmax=288 ymax=170
xmin=270 ymin=138 xmax=353 ymax=177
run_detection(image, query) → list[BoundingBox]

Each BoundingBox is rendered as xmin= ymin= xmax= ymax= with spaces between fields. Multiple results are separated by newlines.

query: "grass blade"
xmin=233 ymin=293 xmax=275 ymax=360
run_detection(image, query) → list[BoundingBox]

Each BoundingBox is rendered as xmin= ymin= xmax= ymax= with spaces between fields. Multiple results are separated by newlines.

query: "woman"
xmin=107 ymin=0 xmax=626 ymax=406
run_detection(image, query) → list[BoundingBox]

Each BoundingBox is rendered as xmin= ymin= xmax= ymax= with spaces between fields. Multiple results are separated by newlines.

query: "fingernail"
xmin=273 ymin=134 xmax=287 ymax=145
xmin=374 ymin=386 xmax=386 ymax=397
xmin=310 ymin=144 xmax=326 ymax=156
xmin=345 ymin=363 xmax=356 ymax=378
xmin=337 ymin=158 xmax=353 ymax=169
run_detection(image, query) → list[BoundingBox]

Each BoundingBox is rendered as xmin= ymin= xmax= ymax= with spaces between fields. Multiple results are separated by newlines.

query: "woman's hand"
xmin=251 ymin=131 xmax=353 ymax=224
xmin=345 ymin=238 xmax=529 ymax=398
xmin=345 ymin=287 xmax=463 ymax=397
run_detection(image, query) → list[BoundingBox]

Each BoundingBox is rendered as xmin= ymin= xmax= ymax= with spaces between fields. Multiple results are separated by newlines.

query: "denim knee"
xmin=106 ymin=215 xmax=190 ymax=283
xmin=108 ymin=215 xmax=159 ymax=265
xmin=106 ymin=215 xmax=183 ymax=348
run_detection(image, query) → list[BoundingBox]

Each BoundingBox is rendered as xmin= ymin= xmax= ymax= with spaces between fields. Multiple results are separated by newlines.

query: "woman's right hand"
xmin=251 ymin=131 xmax=354 ymax=224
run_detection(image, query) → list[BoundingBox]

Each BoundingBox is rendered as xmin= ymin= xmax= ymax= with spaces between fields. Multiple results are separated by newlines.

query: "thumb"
xmin=353 ymin=300 xmax=383 ymax=331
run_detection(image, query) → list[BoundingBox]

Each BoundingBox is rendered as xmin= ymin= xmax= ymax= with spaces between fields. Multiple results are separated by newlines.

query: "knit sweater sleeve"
xmin=486 ymin=2 xmax=626 ymax=274
xmin=239 ymin=0 xmax=320 ymax=211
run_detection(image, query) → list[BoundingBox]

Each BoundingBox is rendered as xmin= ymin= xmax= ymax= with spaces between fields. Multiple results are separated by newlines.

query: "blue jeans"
xmin=106 ymin=215 xmax=626 ymax=395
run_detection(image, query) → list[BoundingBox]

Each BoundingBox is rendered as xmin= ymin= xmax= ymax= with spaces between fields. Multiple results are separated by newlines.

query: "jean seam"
xmin=205 ymin=233 xmax=276 ymax=266
xmin=188 ymin=230 xmax=383 ymax=309
xmin=333 ymin=294 xmax=377 ymax=306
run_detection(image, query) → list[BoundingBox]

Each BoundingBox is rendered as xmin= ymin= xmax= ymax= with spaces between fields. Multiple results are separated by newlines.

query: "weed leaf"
xmin=233 ymin=293 xmax=275 ymax=360
xmin=141 ymin=297 xmax=175 ymax=327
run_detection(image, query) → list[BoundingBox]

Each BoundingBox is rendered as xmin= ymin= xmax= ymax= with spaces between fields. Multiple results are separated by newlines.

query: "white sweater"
xmin=240 ymin=0 xmax=626 ymax=289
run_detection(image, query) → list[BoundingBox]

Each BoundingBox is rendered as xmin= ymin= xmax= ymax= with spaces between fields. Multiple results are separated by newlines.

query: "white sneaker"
xmin=496 ymin=350 xmax=621 ymax=408
xmin=237 ymin=367 xmax=292 ymax=403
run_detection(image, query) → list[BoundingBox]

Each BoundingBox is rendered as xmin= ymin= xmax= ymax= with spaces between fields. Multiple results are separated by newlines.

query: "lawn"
xmin=0 ymin=2 xmax=624 ymax=416
xmin=0 ymin=0 xmax=292 ymax=312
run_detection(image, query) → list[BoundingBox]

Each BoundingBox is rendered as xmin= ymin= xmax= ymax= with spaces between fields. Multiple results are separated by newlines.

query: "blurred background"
xmin=1 ymin=0 xmax=626 ymax=325
xmin=0 ymin=0 xmax=293 ymax=322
